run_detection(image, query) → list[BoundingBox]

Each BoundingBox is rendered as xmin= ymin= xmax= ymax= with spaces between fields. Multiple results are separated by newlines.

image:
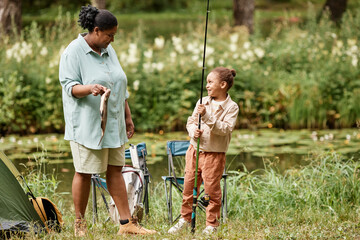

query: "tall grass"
xmin=14 ymin=151 xmax=360 ymax=239
xmin=227 ymin=152 xmax=360 ymax=218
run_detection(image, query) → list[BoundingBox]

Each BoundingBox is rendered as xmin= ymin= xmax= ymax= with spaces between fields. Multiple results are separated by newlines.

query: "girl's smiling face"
xmin=206 ymin=72 xmax=227 ymax=100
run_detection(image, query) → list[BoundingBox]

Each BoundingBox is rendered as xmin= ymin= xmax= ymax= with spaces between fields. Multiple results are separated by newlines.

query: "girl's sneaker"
xmin=168 ymin=218 xmax=190 ymax=234
xmin=202 ymin=225 xmax=217 ymax=234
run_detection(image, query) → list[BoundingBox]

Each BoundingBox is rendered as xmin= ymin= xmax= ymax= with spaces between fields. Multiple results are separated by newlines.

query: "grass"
xmin=7 ymin=151 xmax=360 ymax=239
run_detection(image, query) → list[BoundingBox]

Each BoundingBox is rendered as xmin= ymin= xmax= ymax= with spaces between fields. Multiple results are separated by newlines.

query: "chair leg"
xmin=92 ymin=178 xmax=98 ymax=224
xmin=144 ymin=175 xmax=150 ymax=216
xmin=164 ymin=179 xmax=171 ymax=224
xmin=169 ymin=179 xmax=173 ymax=224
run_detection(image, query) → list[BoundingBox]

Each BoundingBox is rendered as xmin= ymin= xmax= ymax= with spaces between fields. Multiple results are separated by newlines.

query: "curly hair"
xmin=78 ymin=5 xmax=118 ymax=32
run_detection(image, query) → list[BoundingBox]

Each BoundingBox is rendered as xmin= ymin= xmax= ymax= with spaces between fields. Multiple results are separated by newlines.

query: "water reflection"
xmin=2 ymin=130 xmax=359 ymax=209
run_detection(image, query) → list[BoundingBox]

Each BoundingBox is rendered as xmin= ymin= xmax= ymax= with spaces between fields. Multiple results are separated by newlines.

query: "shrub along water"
xmin=0 ymin=7 xmax=359 ymax=134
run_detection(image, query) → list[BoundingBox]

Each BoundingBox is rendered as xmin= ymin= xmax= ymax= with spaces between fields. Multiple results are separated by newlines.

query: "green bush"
xmin=0 ymin=7 xmax=359 ymax=134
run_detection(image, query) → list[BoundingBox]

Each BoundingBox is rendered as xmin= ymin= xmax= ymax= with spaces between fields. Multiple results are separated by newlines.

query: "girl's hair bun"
xmin=230 ymin=69 xmax=236 ymax=77
xmin=78 ymin=5 xmax=99 ymax=31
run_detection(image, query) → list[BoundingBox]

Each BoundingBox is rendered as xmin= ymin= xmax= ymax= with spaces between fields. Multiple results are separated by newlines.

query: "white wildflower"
xmin=191 ymin=55 xmax=199 ymax=62
xmin=45 ymin=77 xmax=51 ymax=84
xmin=187 ymin=43 xmax=195 ymax=52
xmin=230 ymin=33 xmax=239 ymax=43
xmin=346 ymin=134 xmax=351 ymax=140
xmin=143 ymin=62 xmax=152 ymax=72
xmin=243 ymin=42 xmax=251 ymax=49
xmin=207 ymin=46 xmax=214 ymax=55
xmin=349 ymin=45 xmax=358 ymax=55
xmin=241 ymin=53 xmax=248 ymax=61
xmin=331 ymin=33 xmax=337 ymax=38
xmin=40 ymin=47 xmax=48 ymax=56
xmin=336 ymin=40 xmax=343 ymax=49
xmin=120 ymin=52 xmax=128 ymax=63
xmin=254 ymin=48 xmax=265 ymax=58
xmin=170 ymin=52 xmax=177 ymax=58
xmin=219 ymin=59 xmax=225 ymax=65
xmin=133 ymin=80 xmax=140 ymax=91
xmin=172 ymin=36 xmax=184 ymax=53
xmin=155 ymin=62 xmax=164 ymax=71
xmin=172 ymin=36 xmax=182 ymax=46
xmin=128 ymin=43 xmax=138 ymax=64
xmin=246 ymin=50 xmax=254 ymax=60
xmin=351 ymin=57 xmax=358 ymax=67
xmin=230 ymin=43 xmax=237 ymax=52
xmin=6 ymin=48 xmax=13 ymax=59
xmin=154 ymin=36 xmax=165 ymax=49
xmin=208 ymin=57 xmax=214 ymax=66
xmin=127 ymin=54 xmax=138 ymax=64
xmin=144 ymin=49 xmax=153 ymax=59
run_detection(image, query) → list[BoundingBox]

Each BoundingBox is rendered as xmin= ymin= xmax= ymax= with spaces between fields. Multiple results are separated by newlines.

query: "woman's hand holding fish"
xmin=91 ymin=84 xmax=107 ymax=96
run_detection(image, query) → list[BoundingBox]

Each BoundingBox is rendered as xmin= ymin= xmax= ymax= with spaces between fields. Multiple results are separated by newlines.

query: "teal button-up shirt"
xmin=59 ymin=33 xmax=129 ymax=150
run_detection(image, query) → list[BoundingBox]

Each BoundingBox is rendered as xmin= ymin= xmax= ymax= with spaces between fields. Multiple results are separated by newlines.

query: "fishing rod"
xmin=191 ymin=0 xmax=210 ymax=234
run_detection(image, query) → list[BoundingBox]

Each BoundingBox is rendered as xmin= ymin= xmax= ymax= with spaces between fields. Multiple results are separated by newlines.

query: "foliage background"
xmin=0 ymin=2 xmax=359 ymax=134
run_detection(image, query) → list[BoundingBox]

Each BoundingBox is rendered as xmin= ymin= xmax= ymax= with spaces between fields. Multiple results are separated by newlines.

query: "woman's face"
xmin=94 ymin=25 xmax=118 ymax=49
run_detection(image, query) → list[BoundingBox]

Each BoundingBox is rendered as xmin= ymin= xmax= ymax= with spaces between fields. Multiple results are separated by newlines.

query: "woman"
xmin=59 ymin=5 xmax=156 ymax=236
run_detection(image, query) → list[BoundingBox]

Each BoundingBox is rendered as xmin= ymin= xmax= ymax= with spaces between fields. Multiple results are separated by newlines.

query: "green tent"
xmin=0 ymin=151 xmax=44 ymax=235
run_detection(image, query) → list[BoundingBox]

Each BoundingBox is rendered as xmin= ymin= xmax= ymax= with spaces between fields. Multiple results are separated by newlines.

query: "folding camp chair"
xmin=91 ymin=142 xmax=151 ymax=223
xmin=162 ymin=140 xmax=228 ymax=224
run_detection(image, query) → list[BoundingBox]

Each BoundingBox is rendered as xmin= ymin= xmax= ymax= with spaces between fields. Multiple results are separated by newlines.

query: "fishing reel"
xmin=200 ymin=193 xmax=210 ymax=207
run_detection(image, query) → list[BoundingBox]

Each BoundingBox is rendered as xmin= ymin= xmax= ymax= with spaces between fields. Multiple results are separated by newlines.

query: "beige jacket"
xmin=187 ymin=94 xmax=239 ymax=153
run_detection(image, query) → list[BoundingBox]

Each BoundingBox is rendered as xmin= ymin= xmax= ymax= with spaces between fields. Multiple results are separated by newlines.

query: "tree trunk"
xmin=91 ymin=0 xmax=106 ymax=9
xmin=0 ymin=0 xmax=21 ymax=37
xmin=322 ymin=0 xmax=347 ymax=23
xmin=233 ymin=0 xmax=254 ymax=34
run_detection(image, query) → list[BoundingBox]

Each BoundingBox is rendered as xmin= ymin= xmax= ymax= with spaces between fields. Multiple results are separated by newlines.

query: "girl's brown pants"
xmin=180 ymin=145 xmax=226 ymax=227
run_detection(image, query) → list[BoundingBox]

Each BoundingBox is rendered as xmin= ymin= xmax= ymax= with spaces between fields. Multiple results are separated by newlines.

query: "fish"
xmin=98 ymin=89 xmax=111 ymax=146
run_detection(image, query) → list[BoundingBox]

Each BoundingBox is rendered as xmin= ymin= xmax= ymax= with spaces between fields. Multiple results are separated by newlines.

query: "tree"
xmin=320 ymin=0 xmax=348 ymax=23
xmin=233 ymin=0 xmax=255 ymax=34
xmin=91 ymin=0 xmax=106 ymax=9
xmin=0 ymin=0 xmax=22 ymax=37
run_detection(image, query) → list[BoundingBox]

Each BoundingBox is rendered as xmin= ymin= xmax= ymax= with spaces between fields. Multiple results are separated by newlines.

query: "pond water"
xmin=1 ymin=129 xmax=359 ymax=207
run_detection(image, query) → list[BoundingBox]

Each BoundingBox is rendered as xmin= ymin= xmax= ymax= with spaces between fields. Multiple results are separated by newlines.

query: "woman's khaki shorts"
xmin=70 ymin=141 xmax=125 ymax=174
